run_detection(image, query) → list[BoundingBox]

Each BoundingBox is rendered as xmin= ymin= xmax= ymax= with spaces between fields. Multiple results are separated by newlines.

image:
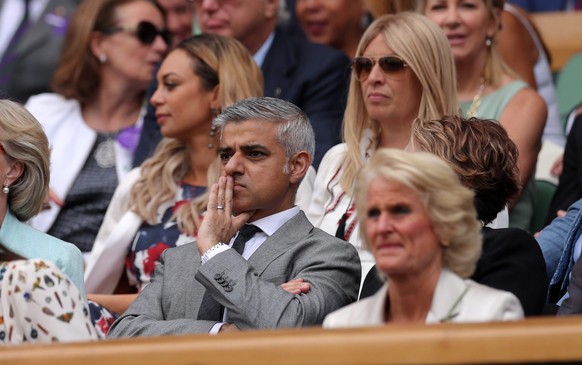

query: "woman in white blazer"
xmin=26 ymin=0 xmax=169 ymax=255
xmin=323 ymin=149 xmax=523 ymax=328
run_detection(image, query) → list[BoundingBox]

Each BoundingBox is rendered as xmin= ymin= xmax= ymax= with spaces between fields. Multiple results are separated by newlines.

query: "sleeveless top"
xmin=504 ymin=3 xmax=564 ymax=147
xmin=460 ymin=80 xmax=536 ymax=230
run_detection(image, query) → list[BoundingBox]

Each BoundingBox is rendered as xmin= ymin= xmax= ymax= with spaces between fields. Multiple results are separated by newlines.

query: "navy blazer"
xmin=260 ymin=29 xmax=350 ymax=167
xmin=509 ymin=0 xmax=568 ymax=12
xmin=133 ymin=29 xmax=351 ymax=168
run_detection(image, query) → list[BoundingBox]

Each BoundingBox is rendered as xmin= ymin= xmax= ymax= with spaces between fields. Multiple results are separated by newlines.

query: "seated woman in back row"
xmin=323 ymin=148 xmax=523 ymax=327
xmin=361 ymin=116 xmax=548 ymax=316
xmin=307 ymin=12 xmax=460 ymax=281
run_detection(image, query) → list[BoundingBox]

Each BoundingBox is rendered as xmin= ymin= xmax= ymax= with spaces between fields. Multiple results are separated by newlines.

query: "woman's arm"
xmin=87 ymin=294 xmax=138 ymax=316
xmin=499 ymin=87 xmax=547 ymax=205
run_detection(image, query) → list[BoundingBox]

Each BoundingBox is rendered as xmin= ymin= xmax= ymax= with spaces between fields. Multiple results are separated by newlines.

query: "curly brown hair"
xmin=411 ymin=115 xmax=520 ymax=224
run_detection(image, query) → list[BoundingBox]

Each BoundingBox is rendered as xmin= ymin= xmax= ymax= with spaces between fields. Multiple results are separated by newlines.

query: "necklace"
xmin=94 ymin=133 xmax=116 ymax=169
xmin=467 ymin=77 xmax=486 ymax=118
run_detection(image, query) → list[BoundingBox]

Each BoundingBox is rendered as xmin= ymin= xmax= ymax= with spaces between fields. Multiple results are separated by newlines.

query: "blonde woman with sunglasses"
xmin=306 ymin=12 xmax=458 ymax=283
xmin=25 ymin=0 xmax=169 ymax=256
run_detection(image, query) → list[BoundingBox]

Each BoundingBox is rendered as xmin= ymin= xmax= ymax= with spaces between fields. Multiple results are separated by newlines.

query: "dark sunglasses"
xmin=352 ymin=56 xmax=408 ymax=81
xmin=103 ymin=21 xmax=171 ymax=46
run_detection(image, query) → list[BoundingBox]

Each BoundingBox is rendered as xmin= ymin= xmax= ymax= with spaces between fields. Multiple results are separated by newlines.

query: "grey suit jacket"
xmin=108 ymin=211 xmax=361 ymax=337
xmin=0 ymin=0 xmax=79 ymax=102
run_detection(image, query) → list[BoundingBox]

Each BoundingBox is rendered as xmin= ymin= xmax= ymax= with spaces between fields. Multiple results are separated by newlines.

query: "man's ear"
xmin=288 ymin=151 xmax=310 ymax=185
xmin=264 ymin=0 xmax=279 ymax=19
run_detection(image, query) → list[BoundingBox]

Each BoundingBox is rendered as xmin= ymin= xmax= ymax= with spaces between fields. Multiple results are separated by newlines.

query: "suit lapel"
xmin=15 ymin=0 xmax=73 ymax=55
xmin=426 ymin=269 xmax=469 ymax=324
xmin=261 ymin=29 xmax=297 ymax=100
xmin=247 ymin=211 xmax=313 ymax=275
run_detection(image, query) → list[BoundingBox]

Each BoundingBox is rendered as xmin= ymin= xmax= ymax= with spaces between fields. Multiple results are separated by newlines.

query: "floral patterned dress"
xmin=0 ymin=259 xmax=99 ymax=343
xmin=126 ymin=183 xmax=206 ymax=290
xmin=89 ymin=183 xmax=205 ymax=336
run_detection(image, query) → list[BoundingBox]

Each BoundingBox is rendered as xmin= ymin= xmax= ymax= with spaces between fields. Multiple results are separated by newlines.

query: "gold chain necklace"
xmin=467 ymin=77 xmax=486 ymax=118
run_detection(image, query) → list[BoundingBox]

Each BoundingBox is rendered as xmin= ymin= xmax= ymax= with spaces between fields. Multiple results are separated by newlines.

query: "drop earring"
xmin=3 ymin=184 xmax=9 ymax=194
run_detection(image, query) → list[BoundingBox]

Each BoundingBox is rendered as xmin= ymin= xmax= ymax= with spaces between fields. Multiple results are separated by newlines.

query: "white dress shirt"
xmin=204 ymin=206 xmax=301 ymax=333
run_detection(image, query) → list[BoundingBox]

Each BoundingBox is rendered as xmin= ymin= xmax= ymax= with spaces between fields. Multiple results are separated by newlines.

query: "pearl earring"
xmin=485 ymin=37 xmax=492 ymax=47
xmin=99 ymin=54 xmax=107 ymax=64
xmin=3 ymin=184 xmax=9 ymax=194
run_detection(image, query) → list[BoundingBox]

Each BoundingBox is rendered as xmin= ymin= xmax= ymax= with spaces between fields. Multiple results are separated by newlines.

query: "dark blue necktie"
xmin=197 ymin=225 xmax=261 ymax=321
xmin=0 ymin=0 xmax=32 ymax=87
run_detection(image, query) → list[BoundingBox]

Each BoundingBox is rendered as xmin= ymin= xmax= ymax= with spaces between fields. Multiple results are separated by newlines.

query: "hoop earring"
xmin=3 ymin=184 xmax=9 ymax=194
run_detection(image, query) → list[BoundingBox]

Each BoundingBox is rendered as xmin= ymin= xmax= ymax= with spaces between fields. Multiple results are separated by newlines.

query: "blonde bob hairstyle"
xmin=354 ymin=148 xmax=482 ymax=278
xmin=341 ymin=12 xmax=458 ymax=193
xmin=417 ymin=0 xmax=510 ymax=88
xmin=129 ymin=34 xmax=263 ymax=235
xmin=0 ymin=100 xmax=51 ymax=222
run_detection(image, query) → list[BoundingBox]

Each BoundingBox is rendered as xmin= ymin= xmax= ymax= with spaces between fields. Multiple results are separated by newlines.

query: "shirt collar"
xmin=252 ymin=31 xmax=275 ymax=68
xmin=250 ymin=206 xmax=300 ymax=237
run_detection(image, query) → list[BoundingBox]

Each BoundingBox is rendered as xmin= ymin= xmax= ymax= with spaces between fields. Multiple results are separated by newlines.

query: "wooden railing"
xmin=532 ymin=11 xmax=582 ymax=71
xmin=3 ymin=315 xmax=582 ymax=364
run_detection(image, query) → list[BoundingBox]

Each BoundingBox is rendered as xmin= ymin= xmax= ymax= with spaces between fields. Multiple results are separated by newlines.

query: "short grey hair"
xmin=213 ymin=97 xmax=315 ymax=172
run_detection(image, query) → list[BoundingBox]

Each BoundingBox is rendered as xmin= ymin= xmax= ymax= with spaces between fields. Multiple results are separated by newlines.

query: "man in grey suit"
xmin=0 ymin=0 xmax=79 ymax=102
xmin=109 ymin=97 xmax=361 ymax=337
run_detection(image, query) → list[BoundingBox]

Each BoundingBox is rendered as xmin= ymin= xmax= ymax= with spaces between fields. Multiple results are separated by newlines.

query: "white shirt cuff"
xmin=209 ymin=322 xmax=225 ymax=335
xmin=200 ymin=243 xmax=230 ymax=265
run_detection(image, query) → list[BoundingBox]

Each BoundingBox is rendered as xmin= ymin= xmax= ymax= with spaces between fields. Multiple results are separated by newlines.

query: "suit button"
xmin=225 ymin=286 xmax=233 ymax=292
xmin=214 ymin=274 xmax=221 ymax=280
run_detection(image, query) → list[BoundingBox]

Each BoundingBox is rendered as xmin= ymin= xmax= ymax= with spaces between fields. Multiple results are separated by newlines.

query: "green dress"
xmin=460 ymin=80 xmax=535 ymax=231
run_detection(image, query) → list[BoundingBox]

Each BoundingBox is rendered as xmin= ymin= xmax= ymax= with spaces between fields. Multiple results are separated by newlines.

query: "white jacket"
xmin=25 ymin=93 xmax=140 ymax=233
xmin=323 ymin=269 xmax=524 ymax=328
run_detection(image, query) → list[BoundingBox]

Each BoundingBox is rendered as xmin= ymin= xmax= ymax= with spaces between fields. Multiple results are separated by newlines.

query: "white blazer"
xmin=25 ymin=93 xmax=141 ymax=233
xmin=323 ymin=269 xmax=524 ymax=328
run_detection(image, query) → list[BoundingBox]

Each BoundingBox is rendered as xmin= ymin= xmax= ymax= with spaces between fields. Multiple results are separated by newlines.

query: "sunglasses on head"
xmin=103 ymin=21 xmax=172 ymax=46
xmin=351 ymin=56 xmax=408 ymax=81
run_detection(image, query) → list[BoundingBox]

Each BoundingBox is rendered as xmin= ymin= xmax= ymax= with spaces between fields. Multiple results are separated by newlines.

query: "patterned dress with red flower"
xmin=87 ymin=183 xmax=206 ymax=335
xmin=125 ymin=183 xmax=206 ymax=291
